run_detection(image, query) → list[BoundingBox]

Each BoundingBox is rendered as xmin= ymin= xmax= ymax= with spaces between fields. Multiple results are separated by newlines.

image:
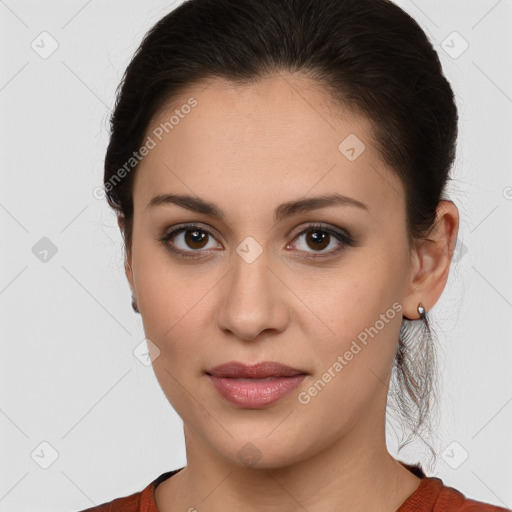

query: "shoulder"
xmin=74 ymin=490 xmax=144 ymax=512
xmin=72 ymin=469 xmax=182 ymax=512
xmin=73 ymin=482 xmax=153 ymax=512
xmin=398 ymin=466 xmax=510 ymax=512
xmin=435 ymin=480 xmax=510 ymax=512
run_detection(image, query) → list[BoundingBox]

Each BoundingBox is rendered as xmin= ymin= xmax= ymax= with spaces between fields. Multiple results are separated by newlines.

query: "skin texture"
xmin=119 ymin=73 xmax=459 ymax=512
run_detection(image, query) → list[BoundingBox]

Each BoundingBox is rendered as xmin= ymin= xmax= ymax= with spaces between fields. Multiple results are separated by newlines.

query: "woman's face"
xmin=125 ymin=74 xmax=417 ymax=468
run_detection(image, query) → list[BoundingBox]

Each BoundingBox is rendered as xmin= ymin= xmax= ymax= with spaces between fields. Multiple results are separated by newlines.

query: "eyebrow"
xmin=146 ymin=192 xmax=369 ymax=222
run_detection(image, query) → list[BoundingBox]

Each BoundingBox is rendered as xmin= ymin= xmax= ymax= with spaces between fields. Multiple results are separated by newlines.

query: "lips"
xmin=206 ymin=361 xmax=308 ymax=408
xmin=206 ymin=361 xmax=307 ymax=379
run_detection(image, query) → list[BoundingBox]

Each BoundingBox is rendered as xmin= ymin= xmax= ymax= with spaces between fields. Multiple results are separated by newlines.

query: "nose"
xmin=216 ymin=250 xmax=289 ymax=341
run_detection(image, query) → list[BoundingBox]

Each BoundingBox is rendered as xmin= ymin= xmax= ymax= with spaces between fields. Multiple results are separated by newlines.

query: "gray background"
xmin=1 ymin=0 xmax=511 ymax=510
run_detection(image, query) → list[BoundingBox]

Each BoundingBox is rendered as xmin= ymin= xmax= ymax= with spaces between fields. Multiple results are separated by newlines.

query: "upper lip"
xmin=206 ymin=361 xmax=308 ymax=378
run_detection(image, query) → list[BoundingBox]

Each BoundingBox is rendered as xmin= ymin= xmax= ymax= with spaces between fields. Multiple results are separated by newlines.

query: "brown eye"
xmin=184 ymin=229 xmax=209 ymax=249
xmin=160 ymin=224 xmax=222 ymax=258
xmin=305 ymin=230 xmax=330 ymax=251
xmin=288 ymin=223 xmax=353 ymax=260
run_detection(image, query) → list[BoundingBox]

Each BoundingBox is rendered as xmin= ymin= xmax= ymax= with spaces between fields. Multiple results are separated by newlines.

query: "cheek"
xmin=133 ymin=252 xmax=216 ymax=420
xmin=300 ymin=260 xmax=404 ymax=394
xmin=132 ymin=243 xmax=214 ymax=362
xmin=296 ymin=283 xmax=402 ymax=437
xmin=297 ymin=258 xmax=402 ymax=341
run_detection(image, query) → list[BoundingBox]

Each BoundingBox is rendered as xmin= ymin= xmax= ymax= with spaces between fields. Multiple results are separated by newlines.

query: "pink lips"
xmin=206 ymin=361 xmax=308 ymax=408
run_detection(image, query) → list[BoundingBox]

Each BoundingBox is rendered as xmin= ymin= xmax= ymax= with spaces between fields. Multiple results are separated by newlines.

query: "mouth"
xmin=205 ymin=361 xmax=308 ymax=408
xmin=205 ymin=360 xmax=308 ymax=379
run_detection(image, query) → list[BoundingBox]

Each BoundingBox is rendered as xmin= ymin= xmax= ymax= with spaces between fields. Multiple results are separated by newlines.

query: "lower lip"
xmin=207 ymin=374 xmax=307 ymax=408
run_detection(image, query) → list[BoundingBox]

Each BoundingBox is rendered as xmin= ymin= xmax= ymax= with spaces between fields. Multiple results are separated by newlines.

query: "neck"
xmin=155 ymin=406 xmax=421 ymax=512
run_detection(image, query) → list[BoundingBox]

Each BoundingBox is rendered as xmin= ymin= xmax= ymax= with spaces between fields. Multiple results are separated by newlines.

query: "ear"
xmin=402 ymin=200 xmax=459 ymax=319
xmin=117 ymin=214 xmax=135 ymax=294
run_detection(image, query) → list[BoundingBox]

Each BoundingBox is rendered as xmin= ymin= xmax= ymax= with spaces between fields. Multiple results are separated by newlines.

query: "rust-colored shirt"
xmin=77 ymin=464 xmax=510 ymax=511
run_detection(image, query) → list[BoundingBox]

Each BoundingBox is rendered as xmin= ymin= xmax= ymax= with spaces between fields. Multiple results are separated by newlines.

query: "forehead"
xmin=133 ymin=74 xmax=405 ymax=219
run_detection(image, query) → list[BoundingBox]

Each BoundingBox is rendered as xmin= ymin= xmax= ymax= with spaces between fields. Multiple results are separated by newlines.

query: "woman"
xmin=80 ymin=0 xmax=509 ymax=510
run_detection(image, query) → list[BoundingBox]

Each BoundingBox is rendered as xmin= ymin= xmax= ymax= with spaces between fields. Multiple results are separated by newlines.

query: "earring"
xmin=131 ymin=295 xmax=139 ymax=313
xmin=417 ymin=303 xmax=426 ymax=319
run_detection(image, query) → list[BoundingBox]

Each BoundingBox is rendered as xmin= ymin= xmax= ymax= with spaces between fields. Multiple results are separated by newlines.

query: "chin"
xmin=209 ymin=434 xmax=313 ymax=470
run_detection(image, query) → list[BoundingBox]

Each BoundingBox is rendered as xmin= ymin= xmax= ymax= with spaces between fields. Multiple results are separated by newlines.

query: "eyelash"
xmin=158 ymin=222 xmax=354 ymax=261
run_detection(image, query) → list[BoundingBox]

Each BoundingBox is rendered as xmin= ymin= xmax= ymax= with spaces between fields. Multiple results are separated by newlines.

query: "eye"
xmin=159 ymin=224 xmax=222 ymax=259
xmin=159 ymin=222 xmax=354 ymax=261
xmin=287 ymin=223 xmax=353 ymax=260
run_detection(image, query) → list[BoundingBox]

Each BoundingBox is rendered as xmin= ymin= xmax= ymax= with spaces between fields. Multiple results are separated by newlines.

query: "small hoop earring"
xmin=417 ymin=303 xmax=426 ymax=319
xmin=131 ymin=295 xmax=139 ymax=313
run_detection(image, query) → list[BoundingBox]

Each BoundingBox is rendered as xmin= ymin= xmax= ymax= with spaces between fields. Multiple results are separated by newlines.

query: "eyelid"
xmin=288 ymin=221 xmax=349 ymax=240
xmin=162 ymin=222 xmax=223 ymax=244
